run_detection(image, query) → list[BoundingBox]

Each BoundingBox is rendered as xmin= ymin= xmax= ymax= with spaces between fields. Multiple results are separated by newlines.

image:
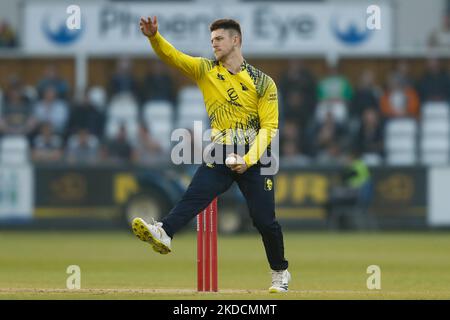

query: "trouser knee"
xmin=253 ymin=219 xmax=279 ymax=235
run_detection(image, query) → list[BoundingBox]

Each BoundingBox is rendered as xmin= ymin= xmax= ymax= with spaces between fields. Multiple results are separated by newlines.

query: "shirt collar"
xmin=215 ymin=60 xmax=247 ymax=74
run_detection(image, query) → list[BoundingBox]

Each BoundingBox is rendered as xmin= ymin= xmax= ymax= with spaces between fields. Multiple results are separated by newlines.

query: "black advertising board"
xmin=33 ymin=165 xmax=427 ymax=227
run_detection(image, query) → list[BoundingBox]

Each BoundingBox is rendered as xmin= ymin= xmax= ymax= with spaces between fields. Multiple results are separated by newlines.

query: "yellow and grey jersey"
xmin=148 ymin=31 xmax=278 ymax=167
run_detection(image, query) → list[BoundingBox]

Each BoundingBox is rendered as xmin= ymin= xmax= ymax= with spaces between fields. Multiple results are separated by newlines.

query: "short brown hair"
xmin=210 ymin=19 xmax=242 ymax=38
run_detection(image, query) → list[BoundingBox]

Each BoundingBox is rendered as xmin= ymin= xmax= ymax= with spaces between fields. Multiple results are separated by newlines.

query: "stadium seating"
xmin=105 ymin=118 xmax=138 ymax=143
xmin=362 ymin=153 xmax=383 ymax=166
xmin=88 ymin=86 xmax=107 ymax=112
xmin=421 ymin=101 xmax=449 ymax=119
xmin=0 ymin=135 xmax=30 ymax=164
xmin=143 ymin=100 xmax=174 ymax=123
xmin=176 ymin=86 xmax=208 ymax=130
xmin=22 ymin=85 xmax=38 ymax=103
xmin=420 ymin=102 xmax=450 ymax=165
xmin=385 ymin=118 xmax=418 ymax=165
xmin=105 ymin=93 xmax=139 ymax=143
xmin=178 ymin=86 xmax=203 ymax=103
xmin=315 ymin=100 xmax=348 ymax=124
xmin=108 ymin=93 xmax=138 ymax=120
xmin=143 ymin=100 xmax=174 ymax=152
xmin=0 ymin=88 xmax=3 ymax=114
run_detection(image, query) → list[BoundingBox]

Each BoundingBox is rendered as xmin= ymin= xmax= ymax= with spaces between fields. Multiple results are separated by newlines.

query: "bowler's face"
xmin=211 ymin=29 xmax=235 ymax=61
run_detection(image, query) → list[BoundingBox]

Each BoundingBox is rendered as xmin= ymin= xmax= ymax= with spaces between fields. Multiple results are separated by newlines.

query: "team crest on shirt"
xmin=227 ymin=88 xmax=239 ymax=101
xmin=264 ymin=178 xmax=273 ymax=191
xmin=226 ymin=88 xmax=242 ymax=107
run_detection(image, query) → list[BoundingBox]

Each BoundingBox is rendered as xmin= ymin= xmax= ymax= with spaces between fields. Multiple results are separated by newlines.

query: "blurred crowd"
xmin=0 ymin=61 xmax=169 ymax=166
xmin=1 ymin=56 xmax=449 ymax=166
xmin=279 ymin=58 xmax=450 ymax=166
xmin=0 ymin=20 xmax=17 ymax=48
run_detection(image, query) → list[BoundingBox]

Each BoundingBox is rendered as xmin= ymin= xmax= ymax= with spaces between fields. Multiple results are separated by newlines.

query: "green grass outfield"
xmin=1 ymin=230 xmax=450 ymax=299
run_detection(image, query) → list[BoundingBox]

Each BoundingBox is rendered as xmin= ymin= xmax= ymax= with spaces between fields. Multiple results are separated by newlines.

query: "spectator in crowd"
xmin=279 ymin=59 xmax=316 ymax=124
xmin=280 ymin=120 xmax=311 ymax=166
xmin=66 ymin=128 xmax=100 ymax=164
xmin=102 ymin=124 xmax=133 ymax=164
xmin=0 ymin=87 xmax=37 ymax=136
xmin=417 ymin=57 xmax=450 ymax=103
xmin=3 ymin=74 xmax=27 ymax=101
xmin=310 ymin=111 xmax=347 ymax=159
xmin=280 ymin=119 xmax=308 ymax=156
xmin=353 ymin=108 xmax=384 ymax=157
xmin=317 ymin=63 xmax=353 ymax=102
xmin=33 ymin=86 xmax=69 ymax=135
xmin=380 ymin=73 xmax=420 ymax=118
xmin=0 ymin=20 xmax=17 ymax=48
xmin=281 ymin=140 xmax=311 ymax=166
xmin=316 ymin=143 xmax=347 ymax=166
xmin=394 ymin=60 xmax=415 ymax=87
xmin=36 ymin=64 xmax=69 ymax=99
xmin=141 ymin=60 xmax=176 ymax=105
xmin=109 ymin=57 xmax=140 ymax=100
xmin=428 ymin=9 xmax=450 ymax=48
xmin=32 ymin=122 xmax=63 ymax=162
xmin=325 ymin=149 xmax=372 ymax=230
xmin=67 ymin=91 xmax=105 ymax=138
xmin=87 ymin=86 xmax=107 ymax=113
xmin=316 ymin=63 xmax=353 ymax=124
xmin=132 ymin=123 xmax=164 ymax=165
xmin=350 ymin=69 xmax=381 ymax=118
xmin=283 ymin=91 xmax=312 ymax=138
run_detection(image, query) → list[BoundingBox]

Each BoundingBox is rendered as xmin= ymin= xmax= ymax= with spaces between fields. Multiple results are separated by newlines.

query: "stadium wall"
xmin=3 ymin=57 xmax=450 ymax=94
xmin=0 ymin=164 xmax=443 ymax=230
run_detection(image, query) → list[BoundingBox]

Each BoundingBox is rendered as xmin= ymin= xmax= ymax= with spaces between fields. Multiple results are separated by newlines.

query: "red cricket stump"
xmin=211 ymin=198 xmax=218 ymax=291
xmin=197 ymin=198 xmax=218 ymax=292
xmin=196 ymin=212 xmax=204 ymax=291
xmin=205 ymin=205 xmax=211 ymax=291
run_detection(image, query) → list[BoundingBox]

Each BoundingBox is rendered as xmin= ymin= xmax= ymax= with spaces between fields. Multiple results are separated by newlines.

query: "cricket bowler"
xmin=132 ymin=16 xmax=290 ymax=293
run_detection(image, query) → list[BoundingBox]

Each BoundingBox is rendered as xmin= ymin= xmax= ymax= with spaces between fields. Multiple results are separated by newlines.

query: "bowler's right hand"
xmin=140 ymin=16 xmax=158 ymax=37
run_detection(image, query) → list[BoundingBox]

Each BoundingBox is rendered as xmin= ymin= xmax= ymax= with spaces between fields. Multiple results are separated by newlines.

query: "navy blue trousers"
xmin=161 ymin=163 xmax=289 ymax=271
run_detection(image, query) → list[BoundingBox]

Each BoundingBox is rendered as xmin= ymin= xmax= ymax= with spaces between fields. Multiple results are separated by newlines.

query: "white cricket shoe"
xmin=269 ymin=269 xmax=291 ymax=293
xmin=132 ymin=217 xmax=172 ymax=254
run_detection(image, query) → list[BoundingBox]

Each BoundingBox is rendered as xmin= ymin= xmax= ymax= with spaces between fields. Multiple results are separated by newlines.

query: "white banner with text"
xmin=24 ymin=1 xmax=392 ymax=56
